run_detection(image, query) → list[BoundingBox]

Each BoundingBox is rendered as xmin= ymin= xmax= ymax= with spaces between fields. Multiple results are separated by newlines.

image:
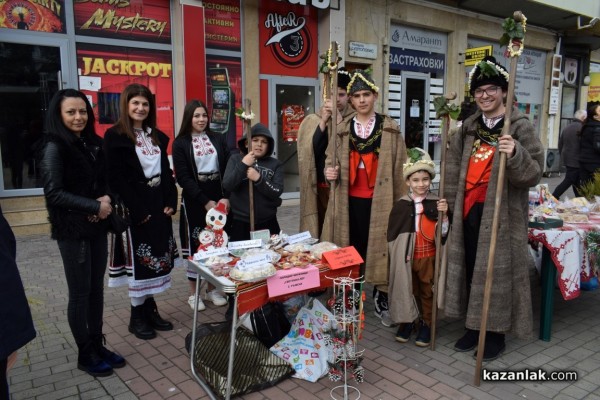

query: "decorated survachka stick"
xmin=319 ymin=41 xmax=341 ymax=243
xmin=243 ymin=99 xmax=255 ymax=232
xmin=474 ymin=11 xmax=527 ymax=386
xmin=430 ymin=92 xmax=458 ymax=351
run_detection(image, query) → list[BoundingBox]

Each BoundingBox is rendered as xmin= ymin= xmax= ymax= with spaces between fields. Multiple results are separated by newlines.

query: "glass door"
xmin=401 ymin=72 xmax=430 ymax=154
xmin=0 ymin=38 xmax=70 ymax=197
xmin=269 ymin=76 xmax=319 ymax=199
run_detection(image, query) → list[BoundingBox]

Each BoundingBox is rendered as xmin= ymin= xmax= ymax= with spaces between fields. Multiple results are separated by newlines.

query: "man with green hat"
xmin=444 ymin=56 xmax=543 ymax=360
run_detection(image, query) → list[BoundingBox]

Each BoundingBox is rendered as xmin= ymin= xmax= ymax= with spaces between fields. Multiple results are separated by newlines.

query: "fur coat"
xmin=322 ymin=114 xmax=407 ymax=286
xmin=298 ymin=104 xmax=355 ymax=238
xmin=444 ymin=108 xmax=543 ymax=338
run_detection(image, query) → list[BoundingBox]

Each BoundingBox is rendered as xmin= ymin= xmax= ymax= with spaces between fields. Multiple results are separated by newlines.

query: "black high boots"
xmin=77 ymin=341 xmax=113 ymax=377
xmin=129 ymin=305 xmax=156 ymax=340
xmin=143 ymin=297 xmax=173 ymax=331
xmin=91 ymin=334 xmax=126 ymax=368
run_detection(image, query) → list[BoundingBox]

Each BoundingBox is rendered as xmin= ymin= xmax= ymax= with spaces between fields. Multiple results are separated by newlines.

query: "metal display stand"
xmin=328 ymin=276 xmax=364 ymax=400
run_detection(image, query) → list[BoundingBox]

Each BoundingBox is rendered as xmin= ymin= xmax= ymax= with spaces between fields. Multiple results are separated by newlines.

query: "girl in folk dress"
xmin=173 ymin=100 xmax=231 ymax=311
xmin=104 ymin=84 xmax=179 ymax=340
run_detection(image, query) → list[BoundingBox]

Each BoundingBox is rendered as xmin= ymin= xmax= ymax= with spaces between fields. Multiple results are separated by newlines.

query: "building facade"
xmin=0 ymin=0 xmax=596 ymax=230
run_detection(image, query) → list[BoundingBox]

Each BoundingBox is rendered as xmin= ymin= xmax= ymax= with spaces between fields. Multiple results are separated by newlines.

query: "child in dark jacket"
xmin=387 ymin=148 xmax=449 ymax=347
xmin=222 ymin=123 xmax=284 ymax=240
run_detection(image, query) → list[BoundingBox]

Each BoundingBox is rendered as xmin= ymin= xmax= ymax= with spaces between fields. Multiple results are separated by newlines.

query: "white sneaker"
xmin=205 ymin=290 xmax=228 ymax=307
xmin=188 ymin=295 xmax=206 ymax=311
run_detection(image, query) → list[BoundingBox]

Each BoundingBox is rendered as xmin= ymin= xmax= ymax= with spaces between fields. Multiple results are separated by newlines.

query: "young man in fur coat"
xmin=444 ymin=56 xmax=543 ymax=361
xmin=323 ymin=70 xmax=407 ymax=327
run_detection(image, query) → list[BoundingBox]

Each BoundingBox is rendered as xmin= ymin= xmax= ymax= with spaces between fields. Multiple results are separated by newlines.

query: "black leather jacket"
xmin=41 ymin=134 xmax=109 ymax=240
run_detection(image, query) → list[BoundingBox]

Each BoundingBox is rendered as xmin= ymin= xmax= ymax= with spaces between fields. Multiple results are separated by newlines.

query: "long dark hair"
xmin=177 ymin=99 xmax=211 ymax=138
xmin=585 ymin=103 xmax=600 ymax=124
xmin=113 ymin=83 xmax=158 ymax=144
xmin=46 ymin=89 xmax=97 ymax=144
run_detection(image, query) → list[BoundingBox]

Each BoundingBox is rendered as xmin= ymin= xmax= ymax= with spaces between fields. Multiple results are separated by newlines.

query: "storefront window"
xmin=0 ymin=42 xmax=61 ymax=192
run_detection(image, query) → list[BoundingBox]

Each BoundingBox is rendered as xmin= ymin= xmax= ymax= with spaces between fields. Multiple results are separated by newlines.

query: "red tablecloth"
xmin=528 ymin=213 xmax=600 ymax=300
xmin=235 ymin=263 xmax=359 ymax=315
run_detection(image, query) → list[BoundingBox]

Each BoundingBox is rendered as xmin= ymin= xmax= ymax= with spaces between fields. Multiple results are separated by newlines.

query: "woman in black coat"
xmin=173 ymin=100 xmax=231 ymax=311
xmin=104 ymin=84 xmax=179 ymax=341
xmin=41 ymin=89 xmax=124 ymax=377
xmin=579 ymin=103 xmax=600 ymax=189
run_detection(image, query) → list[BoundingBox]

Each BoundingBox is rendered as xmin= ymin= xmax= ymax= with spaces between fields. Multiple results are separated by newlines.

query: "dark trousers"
xmin=1 ymin=357 xmax=7 ymax=400
xmin=316 ymin=185 xmax=330 ymax=237
xmin=552 ymin=166 xmax=580 ymax=199
xmin=463 ymin=202 xmax=484 ymax=302
xmin=579 ymin=163 xmax=600 ymax=190
xmin=349 ymin=196 xmax=372 ymax=280
xmin=229 ymin=218 xmax=281 ymax=241
xmin=57 ymin=234 xmax=108 ymax=347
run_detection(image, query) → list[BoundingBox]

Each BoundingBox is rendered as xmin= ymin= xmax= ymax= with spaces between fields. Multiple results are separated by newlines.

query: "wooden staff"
xmin=474 ymin=11 xmax=526 ymax=386
xmin=430 ymin=92 xmax=457 ymax=351
xmin=329 ymin=41 xmax=339 ymax=242
xmin=243 ymin=99 xmax=255 ymax=232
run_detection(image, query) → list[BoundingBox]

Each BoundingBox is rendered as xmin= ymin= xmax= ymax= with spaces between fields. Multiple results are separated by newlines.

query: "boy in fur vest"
xmin=387 ymin=148 xmax=449 ymax=347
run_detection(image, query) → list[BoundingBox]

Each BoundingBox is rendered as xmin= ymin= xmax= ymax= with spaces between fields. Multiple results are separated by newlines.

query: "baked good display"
xmin=310 ymin=241 xmax=339 ymax=259
xmin=229 ymin=262 xmax=277 ymax=282
xmin=558 ymin=213 xmax=589 ymax=223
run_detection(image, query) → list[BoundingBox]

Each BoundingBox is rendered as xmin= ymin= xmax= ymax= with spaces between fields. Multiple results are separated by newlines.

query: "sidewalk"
xmin=8 ymin=176 xmax=600 ymax=400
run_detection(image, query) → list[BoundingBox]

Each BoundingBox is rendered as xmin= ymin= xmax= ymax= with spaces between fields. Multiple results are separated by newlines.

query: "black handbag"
xmin=108 ymin=197 xmax=131 ymax=234
xmin=250 ymin=301 xmax=292 ymax=348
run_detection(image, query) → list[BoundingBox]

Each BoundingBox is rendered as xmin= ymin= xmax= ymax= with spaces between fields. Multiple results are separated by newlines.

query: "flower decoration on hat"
xmin=347 ymin=69 xmax=379 ymax=94
xmin=467 ymin=56 xmax=510 ymax=94
xmin=403 ymin=147 xmax=436 ymax=181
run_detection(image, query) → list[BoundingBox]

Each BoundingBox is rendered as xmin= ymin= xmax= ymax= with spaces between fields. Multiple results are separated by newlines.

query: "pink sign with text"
xmin=267 ymin=265 xmax=320 ymax=298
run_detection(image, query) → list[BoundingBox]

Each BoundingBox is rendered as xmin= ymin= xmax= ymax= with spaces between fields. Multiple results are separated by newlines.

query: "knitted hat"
xmin=337 ymin=68 xmax=351 ymax=91
xmin=347 ymin=69 xmax=379 ymax=95
xmin=468 ymin=56 xmax=510 ymax=94
xmin=403 ymin=148 xmax=436 ymax=180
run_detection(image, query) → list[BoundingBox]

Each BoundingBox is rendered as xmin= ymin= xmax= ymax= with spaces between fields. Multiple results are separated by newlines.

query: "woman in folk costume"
xmin=444 ymin=56 xmax=543 ymax=361
xmin=104 ymin=83 xmax=179 ymax=340
xmin=298 ymin=68 xmax=354 ymax=238
xmin=173 ymin=100 xmax=230 ymax=312
xmin=387 ymin=148 xmax=449 ymax=347
xmin=323 ymin=70 xmax=407 ymax=327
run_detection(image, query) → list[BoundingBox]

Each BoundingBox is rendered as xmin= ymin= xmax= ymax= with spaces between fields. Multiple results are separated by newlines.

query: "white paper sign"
xmin=286 ymin=231 xmax=312 ymax=244
xmin=228 ymin=239 xmax=262 ymax=250
xmin=235 ymin=254 xmax=271 ymax=271
xmin=79 ymin=76 xmax=101 ymax=92
xmin=193 ymin=247 xmax=229 ymax=261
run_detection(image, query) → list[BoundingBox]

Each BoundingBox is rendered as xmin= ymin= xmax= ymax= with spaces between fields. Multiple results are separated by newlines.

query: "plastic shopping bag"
xmin=270 ymin=299 xmax=335 ymax=382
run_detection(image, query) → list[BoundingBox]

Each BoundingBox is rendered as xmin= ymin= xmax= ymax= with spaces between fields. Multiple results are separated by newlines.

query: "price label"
xmin=322 ymin=246 xmax=364 ymax=269
xmin=236 ymin=254 xmax=272 ymax=271
xmin=193 ymin=247 xmax=229 ymax=261
xmin=228 ymin=239 xmax=262 ymax=250
xmin=286 ymin=231 xmax=312 ymax=244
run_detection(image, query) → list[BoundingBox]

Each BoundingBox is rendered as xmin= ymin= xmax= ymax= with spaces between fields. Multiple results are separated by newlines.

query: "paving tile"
xmin=9 ymin=196 xmax=600 ymax=400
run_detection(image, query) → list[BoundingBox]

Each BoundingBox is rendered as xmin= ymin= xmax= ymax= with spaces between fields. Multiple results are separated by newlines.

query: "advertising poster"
xmin=206 ymin=55 xmax=243 ymax=150
xmin=74 ymin=0 xmax=171 ymax=44
xmin=204 ymin=0 xmax=241 ymax=51
xmin=0 ymin=0 xmax=66 ymax=32
xmin=76 ymin=43 xmax=175 ymax=152
xmin=258 ymin=0 xmax=318 ymax=77
xmin=281 ymin=104 xmax=305 ymax=142
xmin=588 ymin=72 xmax=600 ymax=103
